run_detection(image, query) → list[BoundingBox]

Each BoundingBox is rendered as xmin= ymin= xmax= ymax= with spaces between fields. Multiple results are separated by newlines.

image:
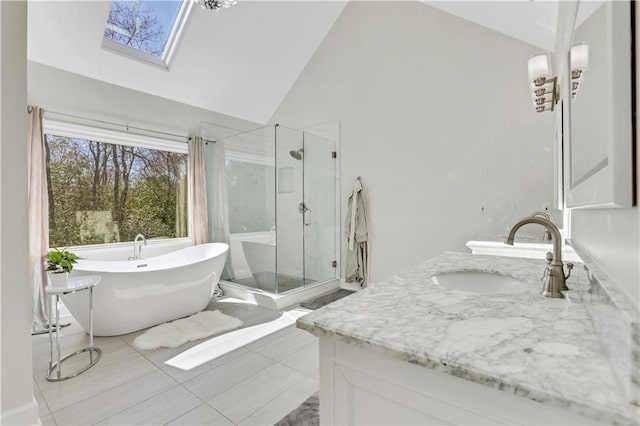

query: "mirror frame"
xmin=561 ymin=1 xmax=636 ymax=209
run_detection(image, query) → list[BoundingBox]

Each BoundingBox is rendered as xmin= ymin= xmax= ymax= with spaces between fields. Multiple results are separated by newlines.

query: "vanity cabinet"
xmin=318 ymin=337 xmax=601 ymax=426
xmin=300 ymin=252 xmax=636 ymax=425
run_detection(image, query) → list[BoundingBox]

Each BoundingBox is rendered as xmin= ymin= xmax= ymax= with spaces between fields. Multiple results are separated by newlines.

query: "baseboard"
xmin=1 ymin=395 xmax=40 ymax=425
xmin=275 ymin=279 xmax=340 ymax=309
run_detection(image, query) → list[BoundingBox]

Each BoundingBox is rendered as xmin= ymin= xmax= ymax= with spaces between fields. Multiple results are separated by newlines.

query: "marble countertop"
xmin=297 ymin=252 xmax=639 ymax=424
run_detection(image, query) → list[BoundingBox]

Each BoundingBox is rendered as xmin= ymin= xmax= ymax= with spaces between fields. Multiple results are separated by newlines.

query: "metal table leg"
xmin=55 ymin=294 xmax=61 ymax=380
xmin=46 ymin=286 xmax=101 ymax=382
xmin=48 ymin=293 xmax=53 ymax=376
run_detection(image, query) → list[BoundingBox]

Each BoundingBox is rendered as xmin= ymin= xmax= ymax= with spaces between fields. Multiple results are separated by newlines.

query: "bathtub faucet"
xmin=133 ymin=234 xmax=147 ymax=260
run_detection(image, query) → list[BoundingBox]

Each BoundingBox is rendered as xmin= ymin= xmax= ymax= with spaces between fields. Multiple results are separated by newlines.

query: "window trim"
xmin=101 ymin=0 xmax=194 ymax=70
xmin=43 ymin=119 xmax=188 ymax=154
xmin=61 ymin=237 xmax=193 ymax=253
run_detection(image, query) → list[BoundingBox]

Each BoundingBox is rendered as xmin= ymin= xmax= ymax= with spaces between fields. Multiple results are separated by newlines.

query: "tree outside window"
xmin=103 ymin=0 xmax=183 ymax=57
xmin=45 ymin=135 xmax=188 ymax=247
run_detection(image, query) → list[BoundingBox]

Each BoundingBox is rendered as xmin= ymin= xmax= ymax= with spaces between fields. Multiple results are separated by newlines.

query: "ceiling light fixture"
xmin=196 ymin=0 xmax=237 ymax=11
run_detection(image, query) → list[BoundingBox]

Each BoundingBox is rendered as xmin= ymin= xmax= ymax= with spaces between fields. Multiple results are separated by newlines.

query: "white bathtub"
xmin=65 ymin=243 xmax=229 ymax=336
xmin=241 ymin=240 xmax=277 ymax=289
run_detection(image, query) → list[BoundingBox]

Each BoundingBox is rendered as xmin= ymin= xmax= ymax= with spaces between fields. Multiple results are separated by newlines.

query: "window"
xmin=102 ymin=0 xmax=192 ymax=69
xmin=45 ymin=132 xmax=188 ymax=247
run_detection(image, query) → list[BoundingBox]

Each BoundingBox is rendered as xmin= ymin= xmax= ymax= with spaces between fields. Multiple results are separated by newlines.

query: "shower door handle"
xmin=298 ymin=202 xmax=311 ymax=226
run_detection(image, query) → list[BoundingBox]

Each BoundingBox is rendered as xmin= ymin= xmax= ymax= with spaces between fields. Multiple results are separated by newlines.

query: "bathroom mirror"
xmin=565 ymin=0 xmax=636 ymax=208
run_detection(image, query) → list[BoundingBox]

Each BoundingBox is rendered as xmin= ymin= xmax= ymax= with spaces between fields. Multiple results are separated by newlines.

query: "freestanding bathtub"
xmin=64 ymin=243 xmax=228 ymax=336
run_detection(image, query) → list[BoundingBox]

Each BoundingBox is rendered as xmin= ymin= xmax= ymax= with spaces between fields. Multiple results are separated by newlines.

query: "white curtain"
xmin=209 ymin=141 xmax=234 ymax=279
xmin=188 ymin=137 xmax=209 ymax=245
xmin=27 ymin=106 xmax=49 ymax=326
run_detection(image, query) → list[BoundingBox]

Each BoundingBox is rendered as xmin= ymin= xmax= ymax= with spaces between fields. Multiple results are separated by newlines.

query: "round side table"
xmin=46 ymin=275 xmax=102 ymax=382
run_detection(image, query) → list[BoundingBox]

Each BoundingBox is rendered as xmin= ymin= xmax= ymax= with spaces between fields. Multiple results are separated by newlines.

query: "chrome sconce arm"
xmin=532 ymin=76 xmax=559 ymax=113
xmin=528 ymin=54 xmax=559 ymax=113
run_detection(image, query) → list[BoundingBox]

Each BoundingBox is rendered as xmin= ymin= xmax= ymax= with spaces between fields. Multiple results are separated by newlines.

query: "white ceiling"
xmin=28 ymin=1 xmax=559 ymax=125
xmin=28 ymin=1 xmax=347 ymax=124
xmin=423 ymin=1 xmax=558 ymax=52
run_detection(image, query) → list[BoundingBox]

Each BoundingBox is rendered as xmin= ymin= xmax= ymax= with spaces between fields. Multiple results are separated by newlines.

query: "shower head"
xmin=289 ymin=149 xmax=304 ymax=160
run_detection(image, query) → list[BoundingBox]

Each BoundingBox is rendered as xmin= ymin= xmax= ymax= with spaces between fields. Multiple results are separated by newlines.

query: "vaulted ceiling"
xmin=28 ymin=1 xmax=348 ymax=124
xmin=28 ymin=1 xmax=560 ymax=125
xmin=423 ymin=1 xmax=558 ymax=52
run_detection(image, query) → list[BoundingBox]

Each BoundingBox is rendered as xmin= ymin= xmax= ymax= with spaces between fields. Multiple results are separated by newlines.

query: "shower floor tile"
xmin=32 ymin=296 xmax=319 ymax=425
xmin=231 ymin=273 xmax=315 ymax=293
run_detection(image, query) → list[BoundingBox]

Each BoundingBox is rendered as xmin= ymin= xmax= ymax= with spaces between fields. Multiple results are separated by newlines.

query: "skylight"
xmin=102 ymin=0 xmax=192 ymax=69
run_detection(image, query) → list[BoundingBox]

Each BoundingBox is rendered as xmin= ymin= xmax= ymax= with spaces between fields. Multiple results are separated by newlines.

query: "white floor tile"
xmin=159 ymin=347 xmax=250 ymax=383
xmin=279 ymin=341 xmax=320 ymax=379
xmin=39 ymin=346 xmax=156 ymax=412
xmin=40 ymin=414 xmax=57 ymax=426
xmin=251 ymin=327 xmax=317 ymax=361
xmin=33 ymin=301 xmax=317 ymax=426
xmin=51 ymin=370 xmax=176 ymax=425
xmin=166 ymin=403 xmax=234 ymax=426
xmin=33 ymin=334 xmax=129 ymax=376
xmin=245 ymin=325 xmax=297 ymax=350
xmin=183 ymin=351 xmax=273 ymax=402
xmin=35 ymin=391 xmax=51 ymax=419
xmin=33 ymin=379 xmax=42 ymax=396
xmin=209 ymin=363 xmax=309 ymax=424
xmin=239 ymin=375 xmax=318 ymax=426
xmin=96 ymin=385 xmax=201 ymax=425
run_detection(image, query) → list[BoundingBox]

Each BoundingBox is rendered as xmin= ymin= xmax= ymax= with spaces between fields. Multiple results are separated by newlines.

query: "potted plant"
xmin=45 ymin=248 xmax=79 ymax=288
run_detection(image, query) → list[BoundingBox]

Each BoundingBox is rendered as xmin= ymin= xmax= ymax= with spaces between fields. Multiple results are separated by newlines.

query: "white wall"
xmin=271 ymin=1 xmax=555 ymax=282
xmin=568 ymin=6 xmax=640 ymax=309
xmin=0 ymin=2 xmax=38 ymax=424
xmin=28 ymin=61 xmax=259 ymax=139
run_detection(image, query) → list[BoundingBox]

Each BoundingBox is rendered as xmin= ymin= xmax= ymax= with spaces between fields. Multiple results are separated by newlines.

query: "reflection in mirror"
xmin=565 ymin=0 xmax=635 ymax=208
xmin=571 ymin=2 xmax=607 ymax=187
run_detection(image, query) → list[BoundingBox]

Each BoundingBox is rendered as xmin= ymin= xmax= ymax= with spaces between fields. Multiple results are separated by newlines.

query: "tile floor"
xmin=33 ymin=298 xmax=319 ymax=425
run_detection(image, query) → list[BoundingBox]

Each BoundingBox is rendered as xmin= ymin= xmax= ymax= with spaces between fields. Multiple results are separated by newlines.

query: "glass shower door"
xmin=302 ymin=132 xmax=337 ymax=284
xmin=275 ymin=126 xmax=305 ymax=293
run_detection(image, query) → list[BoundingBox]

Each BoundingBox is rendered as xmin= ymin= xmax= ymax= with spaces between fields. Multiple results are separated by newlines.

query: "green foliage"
xmin=45 ymin=248 xmax=79 ymax=273
xmin=45 ymin=135 xmax=188 ymax=247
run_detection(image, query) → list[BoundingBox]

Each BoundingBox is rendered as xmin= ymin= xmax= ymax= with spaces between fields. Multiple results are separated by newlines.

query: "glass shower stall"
xmin=206 ymin=124 xmax=338 ymax=294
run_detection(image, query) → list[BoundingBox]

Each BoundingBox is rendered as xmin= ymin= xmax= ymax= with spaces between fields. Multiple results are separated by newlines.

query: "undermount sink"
xmin=430 ymin=271 xmax=529 ymax=294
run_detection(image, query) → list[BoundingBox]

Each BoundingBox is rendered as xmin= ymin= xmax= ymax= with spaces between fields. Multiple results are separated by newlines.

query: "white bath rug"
xmin=132 ymin=310 xmax=243 ymax=351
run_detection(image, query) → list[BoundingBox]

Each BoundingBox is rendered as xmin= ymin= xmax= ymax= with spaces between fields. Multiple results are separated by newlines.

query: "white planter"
xmin=47 ymin=271 xmax=69 ymax=289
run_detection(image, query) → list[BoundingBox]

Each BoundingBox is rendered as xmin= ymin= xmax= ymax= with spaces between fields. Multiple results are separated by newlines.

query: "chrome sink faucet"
xmin=505 ymin=217 xmax=573 ymax=298
xmin=133 ymin=234 xmax=147 ymax=260
xmin=530 ymin=211 xmax=553 ymax=241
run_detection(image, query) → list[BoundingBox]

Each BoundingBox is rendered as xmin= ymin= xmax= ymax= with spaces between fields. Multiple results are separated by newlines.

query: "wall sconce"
xmin=528 ymin=54 xmax=559 ymax=113
xmin=527 ymin=45 xmax=589 ymax=113
xmin=570 ymin=44 xmax=589 ymax=99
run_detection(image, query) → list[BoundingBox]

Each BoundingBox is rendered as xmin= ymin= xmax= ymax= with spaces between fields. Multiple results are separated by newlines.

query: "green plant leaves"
xmin=45 ymin=248 xmax=79 ymax=273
